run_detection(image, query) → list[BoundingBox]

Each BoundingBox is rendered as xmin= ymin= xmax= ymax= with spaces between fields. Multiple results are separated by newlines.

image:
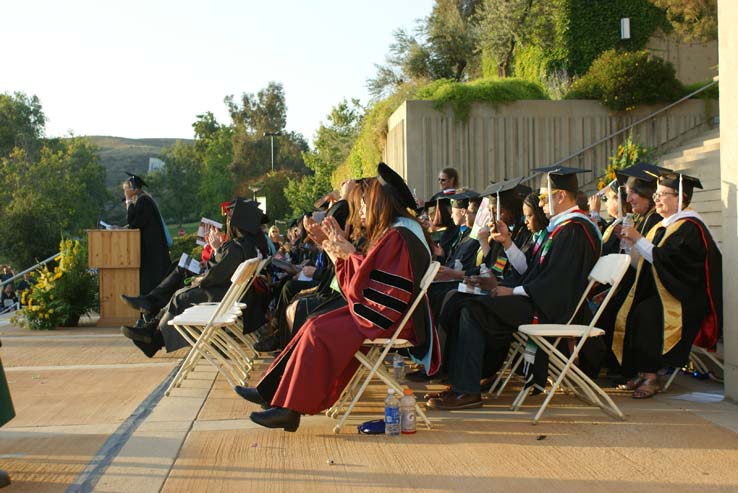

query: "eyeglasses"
xmin=437 ymin=177 xmax=448 ymax=183
xmin=653 ymin=191 xmax=677 ymax=200
xmin=538 ymin=189 xmax=562 ymax=202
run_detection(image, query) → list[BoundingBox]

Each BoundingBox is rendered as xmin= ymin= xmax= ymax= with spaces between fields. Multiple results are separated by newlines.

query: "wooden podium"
xmin=87 ymin=229 xmax=140 ymax=327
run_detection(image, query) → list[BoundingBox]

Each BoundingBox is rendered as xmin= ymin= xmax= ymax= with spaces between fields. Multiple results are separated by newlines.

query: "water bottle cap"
xmin=403 ymin=388 xmax=413 ymax=396
xmin=387 ymin=388 xmax=395 ymax=394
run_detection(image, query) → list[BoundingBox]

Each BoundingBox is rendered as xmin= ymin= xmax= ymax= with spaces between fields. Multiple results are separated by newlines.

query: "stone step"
xmin=660 ymin=150 xmax=720 ymax=169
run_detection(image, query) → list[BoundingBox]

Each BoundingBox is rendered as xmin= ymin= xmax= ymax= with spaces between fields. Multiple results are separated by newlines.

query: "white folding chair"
xmin=486 ymin=332 xmax=527 ymax=398
xmin=511 ymin=254 xmax=631 ymax=424
xmin=326 ymin=261 xmax=440 ymax=434
xmin=165 ymin=256 xmax=269 ymax=395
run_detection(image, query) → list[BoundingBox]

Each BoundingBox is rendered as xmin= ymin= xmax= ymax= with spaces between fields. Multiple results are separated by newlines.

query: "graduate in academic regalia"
xmin=235 ymin=163 xmax=440 ymax=432
xmin=425 ymin=194 xmax=458 ymax=264
xmin=121 ymin=198 xmax=268 ymax=357
xmin=613 ymin=172 xmax=722 ymax=399
xmin=123 ymin=173 xmax=171 ymax=296
xmin=475 ymin=178 xmax=534 ymax=282
xmin=423 ymin=191 xmax=481 ymax=373
xmin=427 ymin=166 xmax=602 ymax=410
xmin=0 ymin=338 xmax=14 ymax=487
xmin=596 ymin=180 xmax=631 ymax=256
xmin=593 ymin=162 xmax=670 ymax=376
xmin=416 ymin=180 xmax=536 ymax=384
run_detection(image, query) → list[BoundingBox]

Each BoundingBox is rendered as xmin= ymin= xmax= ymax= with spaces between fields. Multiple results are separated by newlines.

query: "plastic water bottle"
xmin=400 ymin=388 xmax=417 ymax=434
xmin=620 ymin=213 xmax=633 ymax=255
xmin=453 ymin=259 xmax=463 ymax=271
xmin=392 ymin=352 xmax=405 ymax=383
xmin=384 ymin=389 xmax=401 ymax=436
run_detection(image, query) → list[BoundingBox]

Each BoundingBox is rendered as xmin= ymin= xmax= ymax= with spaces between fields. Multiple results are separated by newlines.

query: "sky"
xmin=2 ymin=0 xmax=435 ymax=143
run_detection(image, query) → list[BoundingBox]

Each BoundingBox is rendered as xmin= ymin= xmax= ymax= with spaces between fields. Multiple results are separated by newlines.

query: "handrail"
xmin=518 ymin=78 xmax=718 ymax=189
xmin=1 ymin=253 xmax=61 ymax=288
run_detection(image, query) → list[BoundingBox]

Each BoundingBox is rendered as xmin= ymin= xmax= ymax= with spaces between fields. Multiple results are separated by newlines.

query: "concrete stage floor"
xmin=1 ymin=313 xmax=737 ymax=493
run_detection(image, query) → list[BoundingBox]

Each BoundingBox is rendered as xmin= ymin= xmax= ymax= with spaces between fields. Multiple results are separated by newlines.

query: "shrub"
xmin=13 ymin=239 xmax=98 ymax=329
xmin=565 ymin=49 xmax=684 ymax=111
xmin=169 ymin=233 xmax=203 ymax=262
xmin=416 ymin=77 xmax=548 ymax=122
xmin=684 ymin=79 xmax=719 ymax=100
xmin=597 ymin=132 xmax=652 ymax=190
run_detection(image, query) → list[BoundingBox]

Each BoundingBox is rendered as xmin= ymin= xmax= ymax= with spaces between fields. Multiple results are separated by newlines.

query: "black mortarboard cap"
xmin=424 ymin=189 xmax=455 ymax=209
xmin=657 ymin=171 xmax=703 ymax=192
xmin=230 ymin=199 xmax=266 ymax=234
xmin=616 ymin=162 xmax=673 ymax=184
xmin=481 ymin=177 xmax=523 ymax=200
xmin=530 ymin=166 xmax=589 ymax=193
xmin=125 ymin=171 xmax=147 ymax=189
xmin=448 ymin=190 xmax=479 ymax=209
xmin=287 ymin=218 xmax=298 ymax=229
xmin=658 ymin=171 xmax=703 ymax=212
xmin=326 ymin=199 xmax=350 ymax=230
xmin=377 ymin=162 xmax=416 ymax=211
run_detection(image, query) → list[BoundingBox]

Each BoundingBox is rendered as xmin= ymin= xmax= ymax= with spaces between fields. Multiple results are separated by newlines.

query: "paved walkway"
xmin=1 ymin=313 xmax=738 ymax=492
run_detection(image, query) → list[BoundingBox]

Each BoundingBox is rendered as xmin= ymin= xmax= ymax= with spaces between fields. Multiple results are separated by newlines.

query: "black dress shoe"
xmin=0 ymin=468 xmax=10 ymax=488
xmin=121 ymin=325 xmax=153 ymax=344
xmin=250 ymin=407 xmax=300 ymax=432
xmin=426 ymin=391 xmax=482 ymax=410
xmin=120 ymin=294 xmax=153 ymax=314
xmin=254 ymin=334 xmax=279 ymax=352
xmin=235 ymin=386 xmax=268 ymax=408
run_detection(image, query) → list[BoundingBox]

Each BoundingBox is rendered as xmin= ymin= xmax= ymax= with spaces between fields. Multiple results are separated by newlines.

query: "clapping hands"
xmin=320 ymin=216 xmax=355 ymax=261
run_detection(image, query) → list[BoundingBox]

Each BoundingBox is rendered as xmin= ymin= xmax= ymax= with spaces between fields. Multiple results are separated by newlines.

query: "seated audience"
xmin=427 ymin=167 xmax=601 ymax=410
xmin=120 ymin=199 xmax=268 ymax=357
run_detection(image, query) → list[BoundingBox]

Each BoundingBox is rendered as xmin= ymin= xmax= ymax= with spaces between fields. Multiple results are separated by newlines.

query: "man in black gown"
xmin=427 ymin=167 xmax=602 ymax=410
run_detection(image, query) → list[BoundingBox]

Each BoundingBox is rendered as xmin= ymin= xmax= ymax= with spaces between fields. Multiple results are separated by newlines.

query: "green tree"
xmin=197 ymin=125 xmax=235 ymax=218
xmin=286 ymin=99 xmax=363 ymax=216
xmin=0 ymin=92 xmax=46 ymax=158
xmin=147 ymin=141 xmax=202 ymax=226
xmin=649 ymin=0 xmax=717 ymax=42
xmin=226 ymin=82 xmax=307 ymax=179
xmin=475 ymin=0 xmax=552 ymax=77
xmin=0 ymin=138 xmax=107 ymax=267
xmin=368 ymin=0 xmax=480 ymax=99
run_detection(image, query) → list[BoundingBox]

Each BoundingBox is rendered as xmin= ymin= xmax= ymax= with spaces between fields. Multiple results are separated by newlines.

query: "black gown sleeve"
xmin=127 ymin=195 xmax=156 ymax=229
xmin=523 ymin=220 xmax=600 ymax=323
xmin=651 ymin=221 xmax=707 ymax=303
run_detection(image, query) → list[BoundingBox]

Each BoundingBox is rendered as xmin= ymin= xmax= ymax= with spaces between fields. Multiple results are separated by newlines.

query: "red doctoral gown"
xmin=261 ymin=227 xmax=429 ymax=415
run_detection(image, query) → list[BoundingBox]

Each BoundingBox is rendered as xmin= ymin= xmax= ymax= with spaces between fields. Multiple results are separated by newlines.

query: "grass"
xmin=167 ymin=221 xmax=200 ymax=238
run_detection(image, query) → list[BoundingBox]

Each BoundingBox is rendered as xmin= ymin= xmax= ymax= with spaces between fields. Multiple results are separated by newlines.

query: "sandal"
xmin=632 ymin=378 xmax=661 ymax=399
xmin=617 ymin=374 xmax=644 ymax=391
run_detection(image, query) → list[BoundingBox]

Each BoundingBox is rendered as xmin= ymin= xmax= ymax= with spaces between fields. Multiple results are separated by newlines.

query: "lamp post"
xmin=263 ymin=132 xmax=281 ymax=172
xmin=250 ymin=186 xmax=261 ymax=201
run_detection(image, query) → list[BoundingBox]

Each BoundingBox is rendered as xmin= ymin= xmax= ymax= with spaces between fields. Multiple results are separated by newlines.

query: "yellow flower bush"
xmin=597 ymin=132 xmax=652 ymax=190
xmin=12 ymin=239 xmax=98 ymax=330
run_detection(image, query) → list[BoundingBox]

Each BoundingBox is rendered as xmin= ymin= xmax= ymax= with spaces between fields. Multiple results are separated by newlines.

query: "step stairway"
xmin=655 ymin=128 xmax=722 ymax=243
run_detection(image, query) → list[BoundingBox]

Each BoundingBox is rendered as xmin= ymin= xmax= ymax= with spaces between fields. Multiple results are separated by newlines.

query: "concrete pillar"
xmin=719 ymin=0 xmax=738 ymax=402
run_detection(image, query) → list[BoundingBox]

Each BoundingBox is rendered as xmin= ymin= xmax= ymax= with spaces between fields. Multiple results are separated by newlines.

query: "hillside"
xmin=85 ymin=135 xmax=194 ymax=186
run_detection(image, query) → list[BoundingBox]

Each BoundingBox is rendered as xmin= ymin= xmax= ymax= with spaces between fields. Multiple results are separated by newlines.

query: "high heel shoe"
xmin=250 ymin=407 xmax=301 ymax=432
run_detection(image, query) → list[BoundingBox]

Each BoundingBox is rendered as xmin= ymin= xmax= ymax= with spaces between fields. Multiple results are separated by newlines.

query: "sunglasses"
xmin=538 ymin=189 xmax=563 ymax=202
